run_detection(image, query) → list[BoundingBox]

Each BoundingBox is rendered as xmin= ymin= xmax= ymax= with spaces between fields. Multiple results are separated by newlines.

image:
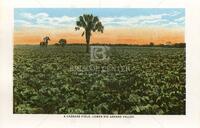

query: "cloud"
xmin=17 ymin=12 xmax=76 ymax=28
xmin=21 ymin=12 xmax=49 ymax=20
xmin=174 ymin=17 xmax=185 ymax=22
xmin=140 ymin=19 xmax=168 ymax=24
xmin=20 ymin=13 xmax=34 ymax=20
xmin=15 ymin=11 xmax=184 ymax=29
xmin=167 ymin=11 xmax=181 ymax=17
xmin=15 ymin=20 xmax=32 ymax=25
xmin=100 ymin=11 xmax=184 ymax=28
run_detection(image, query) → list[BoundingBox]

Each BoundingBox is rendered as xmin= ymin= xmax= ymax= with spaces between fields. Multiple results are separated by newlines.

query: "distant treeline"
xmin=139 ymin=42 xmax=186 ymax=48
xmin=65 ymin=42 xmax=186 ymax=48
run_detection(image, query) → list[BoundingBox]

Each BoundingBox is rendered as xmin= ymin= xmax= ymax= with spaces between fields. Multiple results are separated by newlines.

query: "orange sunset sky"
xmin=14 ymin=8 xmax=185 ymax=45
xmin=14 ymin=27 xmax=184 ymax=45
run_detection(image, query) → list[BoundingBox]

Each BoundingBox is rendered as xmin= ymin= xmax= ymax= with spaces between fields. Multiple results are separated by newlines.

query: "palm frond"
xmin=75 ymin=26 xmax=80 ymax=31
xmin=81 ymin=32 xmax=85 ymax=36
xmin=94 ymin=22 xmax=104 ymax=33
xmin=75 ymin=14 xmax=104 ymax=36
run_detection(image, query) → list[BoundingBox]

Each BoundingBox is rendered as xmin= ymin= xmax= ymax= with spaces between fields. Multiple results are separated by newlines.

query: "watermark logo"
xmin=90 ymin=46 xmax=110 ymax=62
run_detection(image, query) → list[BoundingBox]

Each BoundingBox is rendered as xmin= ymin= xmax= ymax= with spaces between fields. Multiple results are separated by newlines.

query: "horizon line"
xmin=14 ymin=42 xmax=186 ymax=45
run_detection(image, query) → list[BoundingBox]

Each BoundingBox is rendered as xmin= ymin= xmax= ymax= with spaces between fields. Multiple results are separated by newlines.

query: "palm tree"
xmin=75 ymin=14 xmax=104 ymax=53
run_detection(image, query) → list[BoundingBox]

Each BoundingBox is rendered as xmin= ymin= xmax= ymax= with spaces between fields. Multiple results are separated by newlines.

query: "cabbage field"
xmin=13 ymin=45 xmax=185 ymax=114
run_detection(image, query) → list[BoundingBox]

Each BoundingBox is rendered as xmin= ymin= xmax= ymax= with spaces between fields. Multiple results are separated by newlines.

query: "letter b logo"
xmin=90 ymin=46 xmax=110 ymax=62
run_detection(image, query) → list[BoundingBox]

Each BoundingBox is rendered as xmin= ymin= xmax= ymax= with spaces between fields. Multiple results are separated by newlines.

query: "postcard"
xmin=1 ymin=0 xmax=200 ymax=128
xmin=14 ymin=8 xmax=185 ymax=115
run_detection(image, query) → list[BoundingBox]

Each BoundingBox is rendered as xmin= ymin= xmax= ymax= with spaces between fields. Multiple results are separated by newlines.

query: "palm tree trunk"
xmin=85 ymin=30 xmax=90 ymax=53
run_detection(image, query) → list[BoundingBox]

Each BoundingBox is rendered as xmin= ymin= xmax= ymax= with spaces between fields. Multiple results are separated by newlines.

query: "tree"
xmin=75 ymin=14 xmax=104 ymax=53
xmin=40 ymin=36 xmax=50 ymax=47
xmin=149 ymin=42 xmax=154 ymax=46
xmin=166 ymin=41 xmax=172 ymax=46
xmin=58 ymin=39 xmax=67 ymax=47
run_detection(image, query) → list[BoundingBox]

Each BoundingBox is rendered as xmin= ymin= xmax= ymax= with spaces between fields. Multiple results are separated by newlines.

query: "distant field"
xmin=13 ymin=45 xmax=185 ymax=114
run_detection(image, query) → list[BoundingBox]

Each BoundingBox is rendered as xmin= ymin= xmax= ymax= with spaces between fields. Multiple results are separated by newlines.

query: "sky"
xmin=14 ymin=8 xmax=185 ymax=45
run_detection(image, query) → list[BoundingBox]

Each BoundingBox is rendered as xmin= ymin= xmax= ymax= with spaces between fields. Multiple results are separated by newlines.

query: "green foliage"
xmin=58 ymin=39 xmax=67 ymax=47
xmin=75 ymin=14 xmax=104 ymax=53
xmin=14 ymin=45 xmax=185 ymax=114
